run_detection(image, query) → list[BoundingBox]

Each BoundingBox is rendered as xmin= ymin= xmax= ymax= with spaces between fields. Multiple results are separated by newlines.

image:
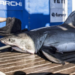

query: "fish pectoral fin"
xmin=41 ymin=48 xmax=65 ymax=64
xmin=41 ymin=46 xmax=57 ymax=54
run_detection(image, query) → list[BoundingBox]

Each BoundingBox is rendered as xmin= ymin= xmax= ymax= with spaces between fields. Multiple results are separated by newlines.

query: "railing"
xmin=0 ymin=45 xmax=11 ymax=50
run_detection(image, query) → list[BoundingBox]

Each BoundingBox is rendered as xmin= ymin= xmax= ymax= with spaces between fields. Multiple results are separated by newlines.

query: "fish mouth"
xmin=12 ymin=46 xmax=28 ymax=53
xmin=0 ymin=40 xmax=35 ymax=54
xmin=3 ymin=42 xmax=27 ymax=53
xmin=1 ymin=40 xmax=20 ymax=50
xmin=1 ymin=41 xmax=32 ymax=53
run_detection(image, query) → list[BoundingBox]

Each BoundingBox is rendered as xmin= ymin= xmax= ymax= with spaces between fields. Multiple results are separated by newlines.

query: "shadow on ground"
xmin=13 ymin=71 xmax=69 ymax=75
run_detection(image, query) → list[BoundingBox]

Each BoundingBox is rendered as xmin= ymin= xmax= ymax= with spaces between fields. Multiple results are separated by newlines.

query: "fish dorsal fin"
xmin=64 ymin=11 xmax=75 ymax=26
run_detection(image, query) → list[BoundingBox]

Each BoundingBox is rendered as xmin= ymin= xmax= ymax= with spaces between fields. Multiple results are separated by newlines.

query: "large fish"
xmin=1 ymin=11 xmax=75 ymax=64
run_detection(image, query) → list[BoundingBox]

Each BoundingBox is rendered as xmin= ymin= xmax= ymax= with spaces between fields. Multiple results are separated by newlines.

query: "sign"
xmin=0 ymin=0 xmax=23 ymax=10
xmin=50 ymin=0 xmax=68 ymax=22
xmin=0 ymin=1 xmax=22 ymax=6
xmin=72 ymin=0 xmax=75 ymax=11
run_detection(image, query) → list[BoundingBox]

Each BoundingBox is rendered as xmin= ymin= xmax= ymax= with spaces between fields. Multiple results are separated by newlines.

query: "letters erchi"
xmin=0 ymin=1 xmax=22 ymax=6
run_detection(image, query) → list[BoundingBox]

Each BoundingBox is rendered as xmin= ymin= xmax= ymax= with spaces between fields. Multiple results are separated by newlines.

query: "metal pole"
xmin=0 ymin=45 xmax=11 ymax=50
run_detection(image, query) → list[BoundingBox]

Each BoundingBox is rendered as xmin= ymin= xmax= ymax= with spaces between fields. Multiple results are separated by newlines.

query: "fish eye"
xmin=9 ymin=39 xmax=10 ymax=41
xmin=9 ymin=39 xmax=15 ymax=43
